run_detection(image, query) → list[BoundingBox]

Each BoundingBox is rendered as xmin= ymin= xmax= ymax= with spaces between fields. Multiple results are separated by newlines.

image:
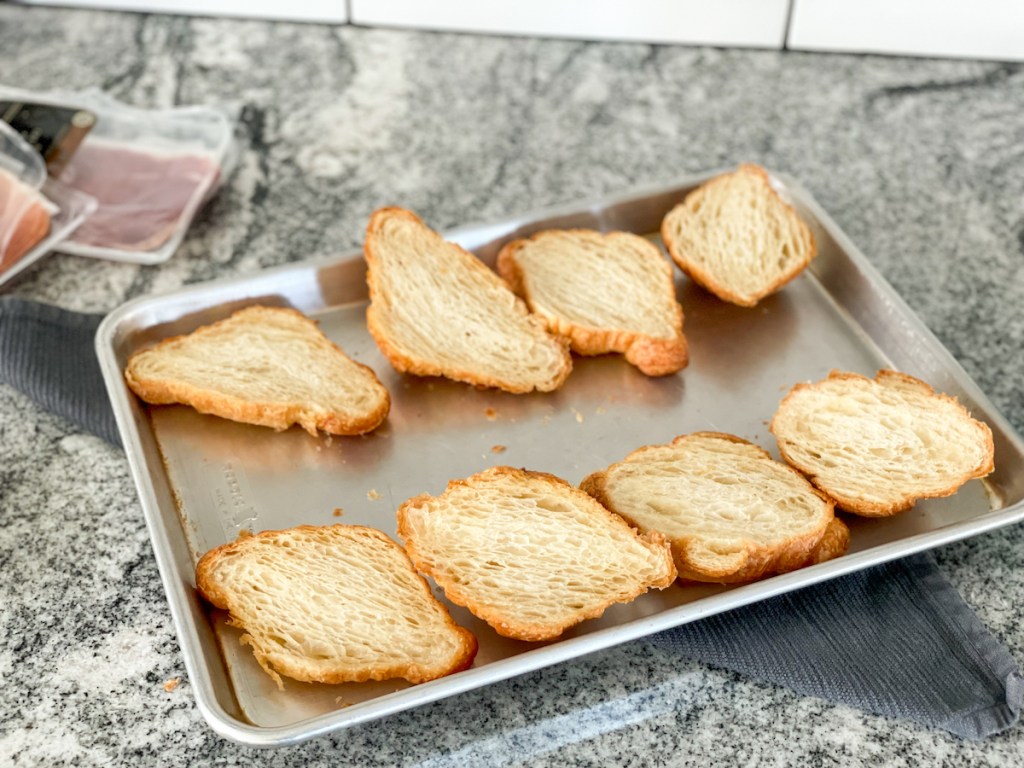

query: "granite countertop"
xmin=2 ymin=6 xmax=1023 ymax=766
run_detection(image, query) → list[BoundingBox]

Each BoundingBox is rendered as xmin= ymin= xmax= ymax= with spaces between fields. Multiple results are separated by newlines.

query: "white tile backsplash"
xmin=350 ymin=0 xmax=791 ymax=48
xmin=12 ymin=0 xmax=1024 ymax=62
xmin=13 ymin=0 xmax=349 ymax=23
xmin=788 ymin=0 xmax=1024 ymax=61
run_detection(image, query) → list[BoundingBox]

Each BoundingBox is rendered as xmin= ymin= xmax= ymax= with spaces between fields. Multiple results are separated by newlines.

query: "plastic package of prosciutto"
xmin=0 ymin=85 xmax=237 ymax=265
xmin=0 ymin=121 xmax=95 ymax=289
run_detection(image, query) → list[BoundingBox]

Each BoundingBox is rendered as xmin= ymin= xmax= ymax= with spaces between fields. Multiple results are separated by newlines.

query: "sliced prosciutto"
xmin=58 ymin=139 xmax=219 ymax=252
xmin=0 ymin=167 xmax=51 ymax=271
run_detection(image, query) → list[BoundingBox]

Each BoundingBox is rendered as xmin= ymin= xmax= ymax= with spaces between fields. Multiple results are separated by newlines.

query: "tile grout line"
xmin=782 ymin=0 xmax=797 ymax=51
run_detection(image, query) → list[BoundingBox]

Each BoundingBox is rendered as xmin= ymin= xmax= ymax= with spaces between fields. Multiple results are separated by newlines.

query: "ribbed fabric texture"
xmin=1 ymin=297 xmax=1020 ymax=738
xmin=653 ymin=553 xmax=1022 ymax=739
xmin=0 ymin=296 xmax=120 ymax=446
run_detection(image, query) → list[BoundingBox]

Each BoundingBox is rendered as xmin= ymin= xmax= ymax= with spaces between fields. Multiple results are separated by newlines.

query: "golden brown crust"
xmin=580 ymin=432 xmax=840 ymax=584
xmin=806 ymin=517 xmax=851 ymax=565
xmin=364 ymin=208 xmax=572 ymax=393
xmin=624 ymin=335 xmax=689 ymax=377
xmin=195 ymin=524 xmax=478 ymax=686
xmin=496 ymin=230 xmax=688 ymax=376
xmin=661 ymin=164 xmax=816 ymax=308
xmin=770 ymin=369 xmax=996 ymax=517
xmin=397 ymin=466 xmax=676 ymax=642
xmin=495 ymin=240 xmax=527 ymax=296
xmin=124 ymin=306 xmax=390 ymax=436
xmin=418 ymin=527 xmax=672 ymax=643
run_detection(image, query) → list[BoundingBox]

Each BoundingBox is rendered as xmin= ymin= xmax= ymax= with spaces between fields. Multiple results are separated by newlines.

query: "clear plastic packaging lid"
xmin=0 ymin=119 xmax=47 ymax=189
xmin=1 ymin=120 xmax=53 ymax=275
xmin=0 ymin=85 xmax=238 ymax=265
xmin=0 ymin=178 xmax=96 ymax=289
xmin=0 ymin=121 xmax=96 ymax=288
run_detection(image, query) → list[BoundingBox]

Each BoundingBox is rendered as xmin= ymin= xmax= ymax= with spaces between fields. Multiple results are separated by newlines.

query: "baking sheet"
xmin=97 ymin=169 xmax=1024 ymax=746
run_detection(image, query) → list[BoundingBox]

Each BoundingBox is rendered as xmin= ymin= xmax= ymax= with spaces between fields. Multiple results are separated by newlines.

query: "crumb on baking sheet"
xmin=367 ymin=489 xmax=380 ymax=501
xmin=163 ymin=678 xmax=180 ymax=692
xmin=572 ymin=408 xmax=584 ymax=423
xmin=333 ymin=507 xmax=344 ymax=517
xmin=491 ymin=444 xmax=507 ymax=454
xmin=324 ymin=435 xmax=334 ymax=447
xmin=485 ymin=407 xmax=497 ymax=421
xmin=334 ymin=697 xmax=352 ymax=707
xmin=596 ymin=406 xmax=607 ymax=415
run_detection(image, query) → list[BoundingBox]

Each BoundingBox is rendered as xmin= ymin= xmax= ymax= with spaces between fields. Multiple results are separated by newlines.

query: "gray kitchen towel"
xmin=1 ymin=296 xmax=1021 ymax=739
xmin=653 ymin=553 xmax=1023 ymax=739
xmin=0 ymin=296 xmax=120 ymax=446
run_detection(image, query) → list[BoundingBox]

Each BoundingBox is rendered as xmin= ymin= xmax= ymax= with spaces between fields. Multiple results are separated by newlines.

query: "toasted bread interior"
xmin=125 ymin=305 xmax=390 ymax=436
xmin=397 ymin=466 xmax=676 ymax=641
xmin=365 ymin=207 xmax=572 ymax=393
xmin=771 ymin=370 xmax=995 ymax=516
xmin=497 ymin=229 xmax=687 ymax=375
xmin=195 ymin=525 xmax=477 ymax=687
xmin=661 ymin=164 xmax=815 ymax=307
xmin=581 ymin=432 xmax=843 ymax=583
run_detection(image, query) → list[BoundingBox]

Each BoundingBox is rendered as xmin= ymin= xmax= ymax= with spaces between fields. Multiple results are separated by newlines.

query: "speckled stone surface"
xmin=1 ymin=6 xmax=1023 ymax=766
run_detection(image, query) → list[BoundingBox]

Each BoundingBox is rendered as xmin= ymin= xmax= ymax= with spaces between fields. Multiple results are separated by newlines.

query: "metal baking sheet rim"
xmin=96 ymin=169 xmax=1024 ymax=747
